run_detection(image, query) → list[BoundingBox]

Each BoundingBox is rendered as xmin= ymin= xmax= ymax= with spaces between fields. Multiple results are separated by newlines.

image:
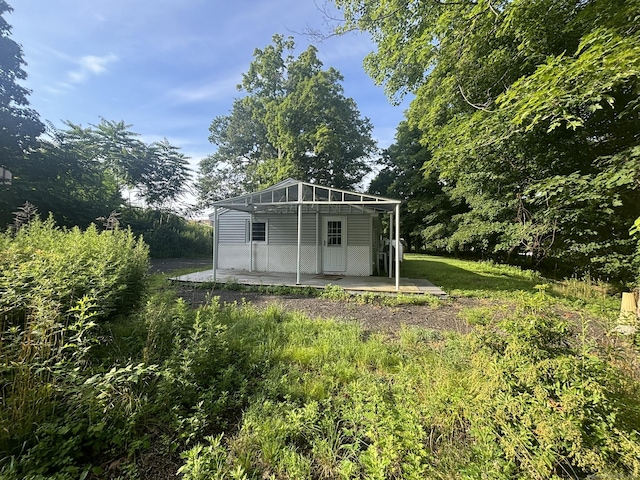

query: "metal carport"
xmin=210 ymin=179 xmax=402 ymax=290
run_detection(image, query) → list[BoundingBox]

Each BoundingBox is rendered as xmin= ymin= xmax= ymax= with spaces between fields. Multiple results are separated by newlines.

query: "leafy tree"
xmin=60 ymin=120 xmax=191 ymax=210
xmin=0 ymin=127 xmax=122 ymax=228
xmin=1 ymin=120 xmax=191 ymax=229
xmin=369 ymin=121 xmax=466 ymax=252
xmin=334 ymin=0 xmax=640 ymax=282
xmin=137 ymin=139 xmax=191 ymax=210
xmin=196 ymin=35 xmax=375 ymax=206
xmin=0 ymin=0 xmax=43 ymax=170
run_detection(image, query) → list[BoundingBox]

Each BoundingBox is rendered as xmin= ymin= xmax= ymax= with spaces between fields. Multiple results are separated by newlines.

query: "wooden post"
xmin=620 ymin=292 xmax=638 ymax=322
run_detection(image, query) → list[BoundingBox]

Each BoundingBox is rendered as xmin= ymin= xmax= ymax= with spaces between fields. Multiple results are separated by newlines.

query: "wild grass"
xmin=190 ymin=277 xmax=444 ymax=309
xmin=5 ymin=293 xmax=640 ymax=479
xmin=173 ymin=294 xmax=640 ymax=479
xmin=3 ymin=236 xmax=639 ymax=479
xmin=402 ymin=253 xmax=620 ymax=318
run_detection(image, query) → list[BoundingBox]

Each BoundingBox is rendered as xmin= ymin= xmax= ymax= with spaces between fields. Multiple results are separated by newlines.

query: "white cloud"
xmin=170 ymin=73 xmax=241 ymax=104
xmin=68 ymin=54 xmax=118 ymax=83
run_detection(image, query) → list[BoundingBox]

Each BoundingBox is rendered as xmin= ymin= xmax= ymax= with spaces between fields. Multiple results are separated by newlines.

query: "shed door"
xmin=323 ymin=217 xmax=346 ymax=272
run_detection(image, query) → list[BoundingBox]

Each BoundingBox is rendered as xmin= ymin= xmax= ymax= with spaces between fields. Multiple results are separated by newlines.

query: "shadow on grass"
xmin=402 ymin=254 xmax=542 ymax=296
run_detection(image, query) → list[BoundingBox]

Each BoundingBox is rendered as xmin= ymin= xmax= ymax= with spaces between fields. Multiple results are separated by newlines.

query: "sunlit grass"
xmin=402 ymin=253 xmax=620 ymax=319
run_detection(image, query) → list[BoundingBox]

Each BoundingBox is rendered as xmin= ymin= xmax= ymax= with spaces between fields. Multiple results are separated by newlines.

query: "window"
xmin=251 ymin=222 xmax=266 ymax=242
xmin=327 ymin=220 xmax=342 ymax=246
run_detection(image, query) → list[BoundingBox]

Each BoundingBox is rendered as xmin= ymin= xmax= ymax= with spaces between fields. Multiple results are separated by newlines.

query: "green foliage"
xmin=633 ymin=217 xmax=640 ymax=287
xmin=60 ymin=119 xmax=192 ymax=209
xmin=402 ymin=253 xmax=622 ymax=325
xmin=334 ymin=0 xmax=640 ymax=284
xmin=0 ymin=219 xmax=150 ymax=472
xmin=379 ymin=292 xmax=441 ymax=307
xmin=466 ymin=294 xmax=640 ymax=478
xmin=196 ymin=34 xmax=375 ymax=206
xmin=0 ymin=0 xmax=44 ymax=169
xmin=173 ymin=296 xmax=639 ymax=479
xmin=369 ymin=121 xmax=466 ymax=253
xmin=319 ymin=283 xmax=351 ymax=301
xmin=179 ymin=435 xmax=248 ymax=480
xmin=0 ymin=216 xmax=148 ymax=321
xmin=1 ymin=136 xmax=122 ymax=228
xmin=4 ymin=240 xmax=639 ymax=478
xmin=402 ymin=253 xmax=545 ymax=299
xmin=1 ymin=118 xmax=192 ymax=230
xmin=121 ymin=207 xmax=212 ymax=258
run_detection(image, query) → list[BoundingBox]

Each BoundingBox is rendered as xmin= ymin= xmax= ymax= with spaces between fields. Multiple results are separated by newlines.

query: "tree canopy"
xmin=196 ymin=35 xmax=376 ymax=207
xmin=338 ymin=0 xmax=640 ymax=282
xmin=1 ymin=119 xmax=191 ymax=228
xmin=0 ymin=0 xmax=43 ymax=169
xmin=60 ymin=120 xmax=192 ymax=210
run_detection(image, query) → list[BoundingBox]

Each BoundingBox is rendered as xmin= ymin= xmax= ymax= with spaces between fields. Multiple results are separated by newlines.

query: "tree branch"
xmin=457 ymin=84 xmax=495 ymax=112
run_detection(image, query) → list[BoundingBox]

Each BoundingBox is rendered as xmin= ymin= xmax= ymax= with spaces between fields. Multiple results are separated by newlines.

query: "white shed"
xmin=209 ymin=179 xmax=402 ymax=289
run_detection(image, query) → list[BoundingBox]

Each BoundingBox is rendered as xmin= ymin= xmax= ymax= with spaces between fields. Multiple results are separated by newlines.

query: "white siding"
xmin=215 ymin=210 xmax=376 ymax=276
xmin=218 ymin=210 xmax=249 ymax=243
xmin=259 ymin=214 xmax=317 ymax=245
xmin=346 ymin=215 xmax=371 ymax=246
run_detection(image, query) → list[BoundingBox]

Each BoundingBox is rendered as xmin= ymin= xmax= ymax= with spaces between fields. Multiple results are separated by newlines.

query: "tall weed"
xmin=0 ymin=217 xmax=148 ymax=322
xmin=0 ymin=219 xmax=151 ymax=475
xmin=465 ymin=290 xmax=640 ymax=478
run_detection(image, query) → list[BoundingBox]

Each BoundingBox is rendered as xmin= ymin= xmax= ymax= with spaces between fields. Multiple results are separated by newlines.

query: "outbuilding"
xmin=209 ymin=179 xmax=403 ymax=289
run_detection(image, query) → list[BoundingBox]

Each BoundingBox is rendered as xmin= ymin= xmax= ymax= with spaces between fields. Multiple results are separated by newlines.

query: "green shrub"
xmin=0 ymin=216 xmax=148 ymax=322
xmin=121 ymin=207 xmax=212 ymax=258
xmin=0 ymin=218 xmax=150 ymax=472
xmin=4 ymin=252 xmax=640 ymax=479
xmin=633 ymin=217 xmax=640 ymax=288
xmin=319 ymin=284 xmax=350 ymax=301
xmin=170 ymin=294 xmax=640 ymax=479
xmin=465 ymin=292 xmax=640 ymax=478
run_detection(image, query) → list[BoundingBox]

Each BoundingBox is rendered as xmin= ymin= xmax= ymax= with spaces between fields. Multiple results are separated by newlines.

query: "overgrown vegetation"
xmin=355 ymin=0 xmax=640 ymax=285
xmin=2 ymin=225 xmax=639 ymax=479
xmin=196 ymin=280 xmax=441 ymax=308
xmin=120 ymin=208 xmax=212 ymax=258
xmin=0 ymin=216 xmax=148 ymax=321
xmin=0 ymin=218 xmax=149 ymax=476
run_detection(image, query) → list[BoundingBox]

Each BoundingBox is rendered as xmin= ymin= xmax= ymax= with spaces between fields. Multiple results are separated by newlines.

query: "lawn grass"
xmin=402 ymin=253 xmax=547 ymax=295
xmin=402 ymin=253 xmax=620 ymax=319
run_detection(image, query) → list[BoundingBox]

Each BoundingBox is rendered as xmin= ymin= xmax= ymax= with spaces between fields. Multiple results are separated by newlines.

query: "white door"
xmin=323 ymin=217 xmax=346 ymax=272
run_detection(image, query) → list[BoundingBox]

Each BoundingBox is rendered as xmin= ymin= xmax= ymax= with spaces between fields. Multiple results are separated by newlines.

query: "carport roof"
xmin=210 ymin=178 xmax=400 ymax=215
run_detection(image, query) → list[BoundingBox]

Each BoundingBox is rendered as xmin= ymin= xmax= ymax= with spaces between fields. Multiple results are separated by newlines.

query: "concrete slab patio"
xmin=172 ymin=268 xmax=447 ymax=297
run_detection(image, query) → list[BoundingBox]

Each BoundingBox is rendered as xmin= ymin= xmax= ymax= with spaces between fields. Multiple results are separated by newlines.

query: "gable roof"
xmin=210 ymin=178 xmax=400 ymax=215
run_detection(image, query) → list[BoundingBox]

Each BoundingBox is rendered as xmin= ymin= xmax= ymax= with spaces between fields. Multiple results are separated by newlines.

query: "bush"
xmin=465 ymin=292 xmax=640 ymax=478
xmin=0 ymin=218 xmax=149 ymax=468
xmin=121 ymin=207 xmax=212 ymax=258
xmin=0 ymin=216 xmax=148 ymax=322
xmin=633 ymin=217 xmax=640 ymax=289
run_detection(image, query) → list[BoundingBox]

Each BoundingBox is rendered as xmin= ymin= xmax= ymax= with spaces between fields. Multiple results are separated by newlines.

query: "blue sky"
xmin=9 ymin=0 xmax=409 ymax=199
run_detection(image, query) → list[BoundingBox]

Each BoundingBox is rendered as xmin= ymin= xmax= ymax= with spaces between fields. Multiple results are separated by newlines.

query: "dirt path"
xmin=152 ymin=258 xmax=478 ymax=335
xmin=174 ymin=284 xmax=478 ymax=336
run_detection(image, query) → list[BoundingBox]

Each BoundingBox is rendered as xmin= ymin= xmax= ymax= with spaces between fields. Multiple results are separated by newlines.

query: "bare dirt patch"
xmin=173 ymin=283 xmax=480 ymax=336
xmin=151 ymin=259 xmax=480 ymax=335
